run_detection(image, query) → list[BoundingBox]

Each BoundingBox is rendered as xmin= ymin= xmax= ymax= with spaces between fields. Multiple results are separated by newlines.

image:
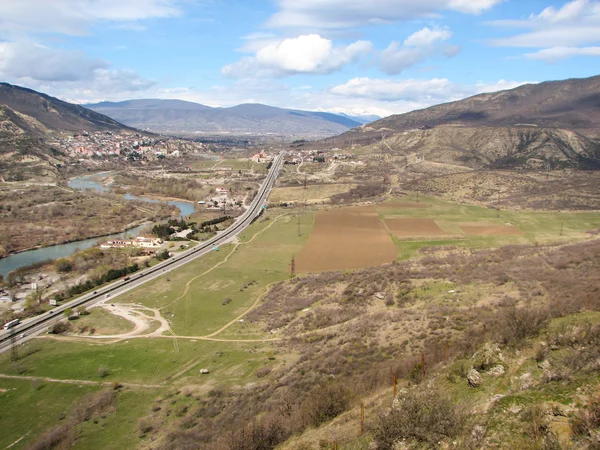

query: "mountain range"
xmin=85 ymin=99 xmax=363 ymax=136
xmin=333 ymin=75 xmax=600 ymax=169
xmin=366 ymin=75 xmax=600 ymax=138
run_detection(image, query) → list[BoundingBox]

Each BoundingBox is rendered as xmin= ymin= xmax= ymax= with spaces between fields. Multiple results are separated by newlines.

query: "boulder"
xmin=487 ymin=365 xmax=505 ymax=377
xmin=467 ymin=368 xmax=482 ymax=387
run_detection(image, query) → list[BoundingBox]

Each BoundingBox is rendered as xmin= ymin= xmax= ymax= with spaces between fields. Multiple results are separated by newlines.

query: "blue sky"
xmin=1 ymin=0 xmax=600 ymax=117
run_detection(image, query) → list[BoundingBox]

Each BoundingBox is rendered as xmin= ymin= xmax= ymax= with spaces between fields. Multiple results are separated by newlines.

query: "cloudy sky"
xmin=1 ymin=0 xmax=600 ymax=117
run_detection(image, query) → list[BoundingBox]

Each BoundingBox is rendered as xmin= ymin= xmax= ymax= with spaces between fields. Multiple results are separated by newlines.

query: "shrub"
xmin=255 ymin=367 xmax=271 ymax=378
xmin=301 ymin=383 xmax=353 ymax=427
xmin=372 ymin=389 xmax=466 ymax=449
xmin=493 ymin=306 xmax=550 ymax=347
xmin=571 ymin=394 xmax=600 ymax=441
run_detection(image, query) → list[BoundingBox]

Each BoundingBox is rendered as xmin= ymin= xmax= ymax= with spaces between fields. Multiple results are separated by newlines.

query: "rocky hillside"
xmin=327 ymin=75 xmax=600 ymax=170
xmin=0 ymin=105 xmax=68 ymax=181
xmin=380 ymin=126 xmax=600 ymax=169
xmin=85 ymin=99 xmax=362 ymax=136
xmin=368 ymin=74 xmax=600 ymax=137
xmin=0 ymin=83 xmax=133 ymax=133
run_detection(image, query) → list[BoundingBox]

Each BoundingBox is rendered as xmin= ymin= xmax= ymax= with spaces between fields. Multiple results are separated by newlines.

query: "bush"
xmin=571 ymin=394 xmax=600 ymax=442
xmin=372 ymin=389 xmax=466 ymax=449
xmin=301 ymin=383 xmax=353 ymax=427
xmin=255 ymin=367 xmax=271 ymax=378
xmin=493 ymin=306 xmax=550 ymax=347
xmin=49 ymin=322 xmax=71 ymax=334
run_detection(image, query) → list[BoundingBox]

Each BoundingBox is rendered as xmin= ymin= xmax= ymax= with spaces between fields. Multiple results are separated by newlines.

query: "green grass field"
xmin=378 ymin=194 xmax=600 ymax=259
xmin=119 ymin=212 xmax=315 ymax=336
xmin=73 ymin=308 xmax=135 ymax=335
xmin=270 ymin=184 xmax=354 ymax=204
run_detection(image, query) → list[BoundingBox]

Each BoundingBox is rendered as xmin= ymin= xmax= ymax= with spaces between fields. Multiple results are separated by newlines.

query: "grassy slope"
xmin=378 ymin=194 xmax=600 ymax=259
xmin=0 ymin=212 xmax=315 ymax=449
xmin=281 ymin=310 xmax=600 ymax=449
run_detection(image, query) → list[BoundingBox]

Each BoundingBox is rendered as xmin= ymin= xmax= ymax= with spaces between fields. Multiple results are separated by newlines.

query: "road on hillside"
xmin=0 ymin=152 xmax=285 ymax=354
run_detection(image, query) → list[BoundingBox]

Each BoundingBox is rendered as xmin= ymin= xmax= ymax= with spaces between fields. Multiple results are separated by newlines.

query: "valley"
xmin=1 ymin=75 xmax=600 ymax=450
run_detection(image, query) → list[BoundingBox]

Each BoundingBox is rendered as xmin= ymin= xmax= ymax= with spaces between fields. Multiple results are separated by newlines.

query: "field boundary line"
xmin=0 ymin=373 xmax=163 ymax=389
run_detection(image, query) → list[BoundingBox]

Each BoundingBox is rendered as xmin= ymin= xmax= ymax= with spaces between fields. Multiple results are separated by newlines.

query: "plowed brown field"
xmin=385 ymin=218 xmax=446 ymax=237
xmin=295 ymin=206 xmax=396 ymax=272
xmin=459 ymin=224 xmax=523 ymax=236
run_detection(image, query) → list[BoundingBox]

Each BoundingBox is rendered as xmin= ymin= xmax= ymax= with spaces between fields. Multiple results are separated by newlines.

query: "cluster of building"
xmin=283 ymin=148 xmax=355 ymax=164
xmin=250 ymin=150 xmax=273 ymax=163
xmin=100 ymin=236 xmax=163 ymax=249
xmin=49 ymin=132 xmax=204 ymax=160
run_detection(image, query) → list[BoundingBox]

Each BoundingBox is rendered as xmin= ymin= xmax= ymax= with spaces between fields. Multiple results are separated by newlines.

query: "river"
xmin=0 ymin=173 xmax=196 ymax=277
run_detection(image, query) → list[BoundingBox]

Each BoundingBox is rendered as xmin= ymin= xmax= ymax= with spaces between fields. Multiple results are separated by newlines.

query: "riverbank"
xmin=0 ymin=220 xmax=152 ymax=260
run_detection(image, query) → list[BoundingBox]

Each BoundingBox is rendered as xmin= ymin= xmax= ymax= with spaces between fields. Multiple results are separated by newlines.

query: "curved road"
xmin=0 ymin=152 xmax=285 ymax=353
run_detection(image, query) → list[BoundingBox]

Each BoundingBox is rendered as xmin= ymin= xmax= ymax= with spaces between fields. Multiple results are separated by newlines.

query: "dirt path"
xmin=0 ymin=373 xmax=163 ymax=389
xmin=46 ymin=214 xmax=289 ymax=346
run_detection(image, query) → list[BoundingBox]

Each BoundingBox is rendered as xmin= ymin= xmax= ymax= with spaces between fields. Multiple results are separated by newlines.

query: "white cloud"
xmin=223 ymin=34 xmax=372 ymax=77
xmin=447 ymin=0 xmax=503 ymax=14
xmin=0 ymin=41 xmax=155 ymax=102
xmin=0 ymin=41 xmax=108 ymax=82
xmin=380 ymin=43 xmax=430 ymax=75
xmin=524 ymin=46 xmax=600 ymax=62
xmin=0 ymin=0 xmax=181 ymax=37
xmin=404 ymin=26 xmax=452 ymax=46
xmin=266 ymin=0 xmax=502 ymax=30
xmin=491 ymin=26 xmax=600 ymax=48
xmin=330 ymin=77 xmax=457 ymax=102
xmin=379 ymin=26 xmax=455 ymax=75
xmin=488 ymin=0 xmax=600 ymax=60
xmin=536 ymin=0 xmax=591 ymax=24
xmin=329 ymin=76 xmax=530 ymax=105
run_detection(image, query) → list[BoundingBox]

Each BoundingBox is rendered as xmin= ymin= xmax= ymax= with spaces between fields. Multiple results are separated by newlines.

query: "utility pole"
xmin=303 ymin=174 xmax=307 ymax=190
xmin=297 ymin=215 xmax=301 ymax=237
xmin=289 ymin=255 xmax=296 ymax=278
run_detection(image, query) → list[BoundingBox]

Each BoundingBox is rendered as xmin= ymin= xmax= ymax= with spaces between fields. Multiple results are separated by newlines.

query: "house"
xmin=134 ymin=237 xmax=163 ymax=248
xmin=215 ymin=187 xmax=229 ymax=194
xmin=100 ymin=239 xmax=132 ymax=248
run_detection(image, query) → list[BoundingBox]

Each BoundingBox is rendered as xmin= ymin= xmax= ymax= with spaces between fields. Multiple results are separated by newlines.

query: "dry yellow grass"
xmin=269 ymin=183 xmax=354 ymax=204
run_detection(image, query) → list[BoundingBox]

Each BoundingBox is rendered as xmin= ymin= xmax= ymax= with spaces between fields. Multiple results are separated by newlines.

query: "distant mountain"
xmin=0 ymin=83 xmax=133 ymax=133
xmin=337 ymin=112 xmax=382 ymax=125
xmin=332 ymin=75 xmax=600 ymax=170
xmin=365 ymin=75 xmax=600 ymax=137
xmin=85 ymin=99 xmax=362 ymax=136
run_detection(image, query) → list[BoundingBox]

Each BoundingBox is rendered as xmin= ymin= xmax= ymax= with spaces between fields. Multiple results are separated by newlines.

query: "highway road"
xmin=0 ymin=152 xmax=285 ymax=353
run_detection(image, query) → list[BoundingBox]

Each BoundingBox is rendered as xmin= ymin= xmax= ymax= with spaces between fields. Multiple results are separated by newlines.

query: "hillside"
xmin=366 ymin=75 xmax=600 ymax=137
xmin=85 ymin=99 xmax=362 ymax=136
xmin=380 ymin=126 xmax=600 ymax=169
xmin=0 ymin=83 xmax=133 ymax=133
xmin=326 ymin=75 xmax=600 ymax=170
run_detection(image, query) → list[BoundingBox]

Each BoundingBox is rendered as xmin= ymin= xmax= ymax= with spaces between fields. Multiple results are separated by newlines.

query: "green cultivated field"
xmin=378 ymin=194 xmax=600 ymax=259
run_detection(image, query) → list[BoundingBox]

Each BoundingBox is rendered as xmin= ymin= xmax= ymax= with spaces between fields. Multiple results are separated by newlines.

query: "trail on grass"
xmin=0 ymin=374 xmax=163 ymax=389
xmin=45 ymin=214 xmax=288 ymax=345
